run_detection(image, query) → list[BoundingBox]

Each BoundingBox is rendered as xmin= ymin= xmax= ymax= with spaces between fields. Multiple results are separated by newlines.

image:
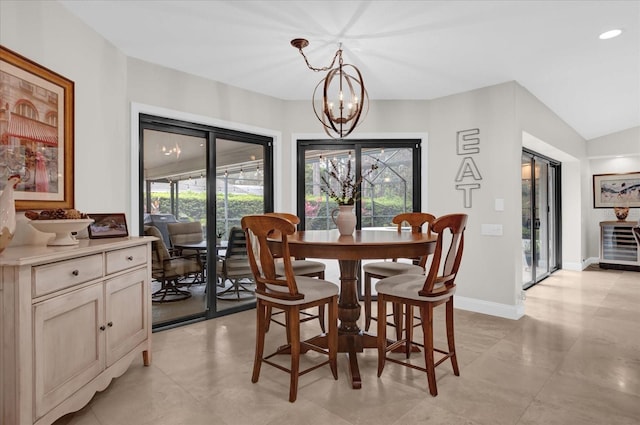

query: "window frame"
xmin=296 ymin=139 xmax=421 ymax=230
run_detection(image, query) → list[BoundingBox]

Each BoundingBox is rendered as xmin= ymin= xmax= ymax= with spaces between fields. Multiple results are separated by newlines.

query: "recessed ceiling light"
xmin=599 ymin=29 xmax=623 ymax=40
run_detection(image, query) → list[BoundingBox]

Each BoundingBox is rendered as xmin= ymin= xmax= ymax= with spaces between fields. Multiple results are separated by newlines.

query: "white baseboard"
xmin=454 ymin=295 xmax=525 ymax=320
xmin=563 ymin=257 xmax=598 ymax=271
xmin=562 ymin=261 xmax=584 ymax=271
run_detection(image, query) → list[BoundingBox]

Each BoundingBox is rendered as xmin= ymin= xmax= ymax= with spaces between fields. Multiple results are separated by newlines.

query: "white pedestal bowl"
xmin=29 ymin=219 xmax=94 ymax=246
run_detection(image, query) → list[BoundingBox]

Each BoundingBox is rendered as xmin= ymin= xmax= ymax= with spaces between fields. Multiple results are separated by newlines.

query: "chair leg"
xmin=377 ymin=295 xmax=387 ymax=377
xmin=265 ymin=305 xmax=273 ymax=332
xmin=328 ymin=297 xmax=338 ymax=379
xmin=287 ymin=306 xmax=300 ymax=403
xmin=364 ymin=272 xmax=373 ymax=331
xmin=392 ymin=302 xmax=404 ymax=340
xmin=446 ymin=298 xmax=459 ymax=376
xmin=252 ymin=300 xmax=267 ymax=384
xmin=282 ymin=309 xmax=292 ymax=344
xmin=318 ymin=305 xmax=326 ymax=333
xmin=420 ymin=304 xmax=437 ymax=396
xmin=405 ymin=304 xmax=413 ymax=358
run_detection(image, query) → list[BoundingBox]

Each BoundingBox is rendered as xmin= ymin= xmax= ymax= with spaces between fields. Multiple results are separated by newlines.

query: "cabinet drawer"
xmin=33 ymin=254 xmax=103 ymax=297
xmin=106 ymin=245 xmax=147 ymax=275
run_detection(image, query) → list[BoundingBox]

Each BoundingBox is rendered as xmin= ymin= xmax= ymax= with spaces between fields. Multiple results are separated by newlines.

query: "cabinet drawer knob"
xmin=72 ymin=270 xmax=79 ymax=276
xmin=99 ymin=325 xmax=106 ymax=331
xmin=107 ymin=321 xmax=113 ymax=327
xmin=127 ymin=256 xmax=134 ymax=261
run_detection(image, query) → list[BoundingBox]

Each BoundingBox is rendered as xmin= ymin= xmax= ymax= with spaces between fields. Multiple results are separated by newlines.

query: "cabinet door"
xmin=105 ymin=268 xmax=148 ymax=366
xmin=33 ymin=284 xmax=104 ymax=420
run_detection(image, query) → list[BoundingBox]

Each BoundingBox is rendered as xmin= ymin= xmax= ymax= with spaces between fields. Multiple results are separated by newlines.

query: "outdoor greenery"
xmin=149 ymin=191 xmax=262 ymax=235
xmin=149 ymin=149 xmax=416 ymax=236
xmin=150 ymin=190 xmax=408 ymax=234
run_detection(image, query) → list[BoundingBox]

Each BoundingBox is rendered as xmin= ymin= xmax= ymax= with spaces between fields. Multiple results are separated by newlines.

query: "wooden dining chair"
xmin=265 ymin=212 xmax=327 ymax=332
xmin=376 ymin=213 xmax=467 ymax=396
xmin=242 ymin=214 xmax=338 ymax=402
xmin=362 ymin=212 xmax=435 ymax=334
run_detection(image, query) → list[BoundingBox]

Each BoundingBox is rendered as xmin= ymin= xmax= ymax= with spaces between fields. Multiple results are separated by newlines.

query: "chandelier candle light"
xmin=291 ymin=38 xmax=368 ymax=139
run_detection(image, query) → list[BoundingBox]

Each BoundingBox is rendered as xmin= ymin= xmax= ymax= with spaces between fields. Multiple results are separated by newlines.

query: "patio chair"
xmin=144 ymin=225 xmax=204 ymax=302
xmin=216 ymin=226 xmax=255 ymax=299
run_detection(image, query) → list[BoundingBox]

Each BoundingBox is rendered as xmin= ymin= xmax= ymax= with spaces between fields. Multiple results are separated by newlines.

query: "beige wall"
xmin=2 ymin=0 xmax=633 ymax=318
xmin=427 ymin=83 xmax=523 ymax=312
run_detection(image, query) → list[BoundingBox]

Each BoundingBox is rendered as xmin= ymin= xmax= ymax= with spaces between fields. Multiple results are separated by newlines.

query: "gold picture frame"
xmin=0 ymin=45 xmax=74 ymax=210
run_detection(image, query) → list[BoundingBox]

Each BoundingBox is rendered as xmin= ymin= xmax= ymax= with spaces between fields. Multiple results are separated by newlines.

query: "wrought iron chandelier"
xmin=291 ymin=38 xmax=368 ymax=139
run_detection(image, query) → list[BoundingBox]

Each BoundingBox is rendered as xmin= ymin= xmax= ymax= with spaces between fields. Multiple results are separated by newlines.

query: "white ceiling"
xmin=60 ymin=0 xmax=640 ymax=141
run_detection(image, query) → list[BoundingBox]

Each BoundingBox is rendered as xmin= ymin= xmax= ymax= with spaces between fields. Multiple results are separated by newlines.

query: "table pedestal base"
xmin=300 ymin=332 xmax=376 ymax=389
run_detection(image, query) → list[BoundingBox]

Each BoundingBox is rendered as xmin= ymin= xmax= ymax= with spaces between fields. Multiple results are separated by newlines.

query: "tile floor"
xmin=54 ymin=267 xmax=640 ymax=425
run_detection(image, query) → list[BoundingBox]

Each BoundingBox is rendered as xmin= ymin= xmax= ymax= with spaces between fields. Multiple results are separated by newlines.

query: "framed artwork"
xmin=593 ymin=172 xmax=640 ymax=208
xmin=88 ymin=213 xmax=129 ymax=239
xmin=0 ymin=46 xmax=74 ymax=210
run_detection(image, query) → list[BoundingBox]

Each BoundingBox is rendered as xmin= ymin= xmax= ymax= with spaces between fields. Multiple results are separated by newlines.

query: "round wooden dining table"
xmin=284 ymin=228 xmax=436 ymax=389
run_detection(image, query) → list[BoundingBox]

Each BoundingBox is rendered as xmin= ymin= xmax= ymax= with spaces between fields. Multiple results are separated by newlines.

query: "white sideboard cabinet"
xmin=599 ymin=221 xmax=640 ymax=271
xmin=1 ymin=237 xmax=154 ymax=425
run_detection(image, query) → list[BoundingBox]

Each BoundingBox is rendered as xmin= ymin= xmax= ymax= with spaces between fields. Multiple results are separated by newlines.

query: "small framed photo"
xmin=88 ymin=213 xmax=129 ymax=239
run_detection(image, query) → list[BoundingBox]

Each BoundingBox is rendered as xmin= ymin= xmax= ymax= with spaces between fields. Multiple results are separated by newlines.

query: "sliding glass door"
xmin=214 ymin=136 xmax=271 ymax=313
xmin=521 ymin=150 xmax=561 ymax=289
xmin=139 ymin=115 xmax=272 ymax=329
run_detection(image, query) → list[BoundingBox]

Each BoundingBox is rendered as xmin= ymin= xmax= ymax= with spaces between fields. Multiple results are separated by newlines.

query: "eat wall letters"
xmin=455 ymin=128 xmax=482 ymax=208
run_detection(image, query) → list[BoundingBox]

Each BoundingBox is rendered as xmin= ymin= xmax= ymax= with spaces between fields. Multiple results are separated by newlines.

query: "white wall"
xmin=3 ymin=0 xmax=630 ymax=319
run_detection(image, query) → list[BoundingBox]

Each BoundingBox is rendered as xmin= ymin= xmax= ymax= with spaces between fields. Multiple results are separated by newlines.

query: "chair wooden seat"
xmin=259 ymin=275 xmax=337 ymax=305
xmin=376 ymin=213 xmax=468 ymax=397
xmin=242 ymin=214 xmax=338 ymax=402
xmin=363 ymin=212 xmax=435 ymax=333
xmin=376 ymin=274 xmax=453 ymax=302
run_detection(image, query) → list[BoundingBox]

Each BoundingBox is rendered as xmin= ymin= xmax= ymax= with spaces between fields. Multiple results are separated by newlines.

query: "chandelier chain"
xmin=295 ymin=46 xmax=342 ymax=72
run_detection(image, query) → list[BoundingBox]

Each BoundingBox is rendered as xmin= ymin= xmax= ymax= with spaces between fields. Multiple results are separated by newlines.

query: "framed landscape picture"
xmin=593 ymin=172 xmax=640 ymax=208
xmin=0 ymin=46 xmax=74 ymax=210
xmin=87 ymin=213 xmax=129 ymax=239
